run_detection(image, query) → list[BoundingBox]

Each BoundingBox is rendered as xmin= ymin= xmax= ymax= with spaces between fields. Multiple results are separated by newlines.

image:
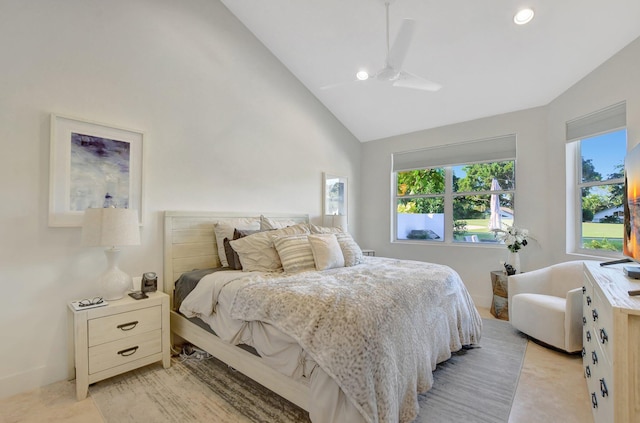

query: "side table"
xmin=490 ymin=270 xmax=509 ymax=320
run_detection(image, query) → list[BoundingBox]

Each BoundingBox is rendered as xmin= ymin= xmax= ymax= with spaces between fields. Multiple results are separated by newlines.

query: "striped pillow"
xmin=272 ymin=234 xmax=315 ymax=273
xmin=334 ymin=232 xmax=364 ymax=267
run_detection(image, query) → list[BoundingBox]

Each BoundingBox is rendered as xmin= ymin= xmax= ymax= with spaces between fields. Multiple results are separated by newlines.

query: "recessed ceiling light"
xmin=356 ymin=71 xmax=369 ymax=81
xmin=514 ymin=8 xmax=534 ymax=25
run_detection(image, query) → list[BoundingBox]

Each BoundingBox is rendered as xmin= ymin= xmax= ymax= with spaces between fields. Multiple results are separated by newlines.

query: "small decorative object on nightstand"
xmin=67 ymin=290 xmax=170 ymax=400
xmin=362 ymin=249 xmax=375 ymax=257
xmin=490 ymin=270 xmax=509 ymax=320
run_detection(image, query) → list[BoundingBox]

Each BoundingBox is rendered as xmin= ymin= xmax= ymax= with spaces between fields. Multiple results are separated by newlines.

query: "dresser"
xmin=67 ymin=291 xmax=171 ymax=400
xmin=582 ymin=261 xmax=640 ymax=422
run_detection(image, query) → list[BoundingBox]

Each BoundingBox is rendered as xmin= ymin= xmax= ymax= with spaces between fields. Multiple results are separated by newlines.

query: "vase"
xmin=505 ymin=251 xmax=521 ymax=275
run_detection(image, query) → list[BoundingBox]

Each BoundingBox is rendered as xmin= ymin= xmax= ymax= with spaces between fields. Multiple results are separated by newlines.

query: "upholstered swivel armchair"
xmin=508 ymin=261 xmax=586 ymax=353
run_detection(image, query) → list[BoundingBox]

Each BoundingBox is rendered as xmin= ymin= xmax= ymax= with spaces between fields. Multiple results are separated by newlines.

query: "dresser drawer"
xmin=88 ymin=306 xmax=161 ymax=346
xmin=89 ymin=329 xmax=161 ymax=374
xmin=584 ymin=350 xmax=613 ymax=422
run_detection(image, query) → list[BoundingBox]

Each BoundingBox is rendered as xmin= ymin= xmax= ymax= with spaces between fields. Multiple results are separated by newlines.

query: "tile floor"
xmin=0 ymin=307 xmax=593 ymax=423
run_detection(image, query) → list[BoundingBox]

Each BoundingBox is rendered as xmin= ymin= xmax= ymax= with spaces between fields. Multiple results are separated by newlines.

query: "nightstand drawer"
xmin=89 ymin=329 xmax=161 ymax=374
xmin=88 ymin=306 xmax=160 ymax=346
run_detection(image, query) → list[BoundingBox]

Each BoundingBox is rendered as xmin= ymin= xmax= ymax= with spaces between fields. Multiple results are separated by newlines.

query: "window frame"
xmin=392 ymin=159 xmax=516 ymax=245
xmin=569 ymin=129 xmax=626 ymax=257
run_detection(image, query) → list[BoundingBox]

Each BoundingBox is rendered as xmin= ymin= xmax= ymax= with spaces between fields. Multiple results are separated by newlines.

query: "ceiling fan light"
xmin=514 ymin=8 xmax=534 ymax=25
xmin=356 ymin=71 xmax=369 ymax=81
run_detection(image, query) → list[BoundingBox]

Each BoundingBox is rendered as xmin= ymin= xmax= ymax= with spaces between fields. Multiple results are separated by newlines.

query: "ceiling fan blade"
xmin=387 ymin=19 xmax=415 ymax=69
xmin=393 ymin=70 xmax=442 ymax=92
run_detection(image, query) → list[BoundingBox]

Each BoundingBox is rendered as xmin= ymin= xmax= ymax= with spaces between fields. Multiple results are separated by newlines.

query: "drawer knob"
xmin=600 ymin=328 xmax=608 ymax=344
xmin=587 ymin=296 xmax=592 ymax=306
xmin=592 ymin=351 xmax=598 ymax=365
xmin=600 ymin=378 xmax=609 ymax=397
xmin=581 ymin=347 xmax=586 ymax=358
xmin=582 ymin=286 xmax=586 ymax=294
xmin=583 ymin=316 xmax=587 ymax=326
xmin=585 ymin=365 xmax=591 ymax=378
xmin=591 ymin=392 xmax=598 ymax=408
xmin=586 ymin=330 xmax=591 ymax=342
xmin=592 ymin=309 xmax=598 ymax=321
xmin=116 ymin=321 xmax=139 ymax=331
xmin=117 ymin=346 xmax=139 ymax=357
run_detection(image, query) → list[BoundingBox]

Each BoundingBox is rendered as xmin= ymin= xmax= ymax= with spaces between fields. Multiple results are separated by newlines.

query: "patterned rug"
xmin=89 ymin=319 xmax=526 ymax=423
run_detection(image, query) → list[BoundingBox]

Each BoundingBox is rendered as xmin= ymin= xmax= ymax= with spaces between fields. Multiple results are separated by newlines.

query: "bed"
xmin=163 ymin=211 xmax=482 ymax=423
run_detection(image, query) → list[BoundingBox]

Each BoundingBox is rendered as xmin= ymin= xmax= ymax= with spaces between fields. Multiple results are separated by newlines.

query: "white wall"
xmin=360 ymin=107 xmax=550 ymax=307
xmin=360 ymin=36 xmax=640 ymax=308
xmin=0 ymin=0 xmax=360 ymax=398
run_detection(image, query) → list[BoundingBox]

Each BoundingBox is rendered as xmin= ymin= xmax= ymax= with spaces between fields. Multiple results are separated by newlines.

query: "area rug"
xmin=89 ymin=319 xmax=527 ymax=423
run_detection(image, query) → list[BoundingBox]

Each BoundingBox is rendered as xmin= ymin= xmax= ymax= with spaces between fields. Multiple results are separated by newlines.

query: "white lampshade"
xmin=331 ymin=214 xmax=348 ymax=233
xmin=82 ymin=208 xmax=140 ymax=300
xmin=82 ymin=208 xmax=140 ymax=247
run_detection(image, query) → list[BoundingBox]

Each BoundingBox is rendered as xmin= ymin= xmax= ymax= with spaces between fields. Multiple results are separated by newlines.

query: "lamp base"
xmin=98 ymin=248 xmax=133 ymax=300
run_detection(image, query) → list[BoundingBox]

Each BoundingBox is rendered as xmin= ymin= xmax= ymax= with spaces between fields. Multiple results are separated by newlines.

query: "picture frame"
xmin=49 ymin=114 xmax=145 ymax=227
xmin=323 ymin=173 xmax=347 ymax=216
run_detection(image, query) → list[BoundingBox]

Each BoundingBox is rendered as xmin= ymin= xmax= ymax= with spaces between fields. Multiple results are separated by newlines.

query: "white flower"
xmin=493 ymin=225 xmax=530 ymax=252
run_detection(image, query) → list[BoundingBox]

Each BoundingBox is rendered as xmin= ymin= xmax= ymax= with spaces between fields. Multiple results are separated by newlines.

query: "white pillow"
xmin=308 ymin=234 xmax=345 ymax=270
xmin=213 ymin=218 xmax=260 ymax=267
xmin=260 ymin=215 xmax=304 ymax=230
xmin=230 ymin=224 xmax=310 ymax=272
xmin=308 ymin=223 xmax=343 ymax=234
xmin=273 ymin=234 xmax=316 ymax=273
xmin=334 ymin=232 xmax=364 ymax=267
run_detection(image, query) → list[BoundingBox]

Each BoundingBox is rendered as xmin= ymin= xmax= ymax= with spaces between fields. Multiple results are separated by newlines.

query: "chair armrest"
xmin=564 ymin=287 xmax=584 ymax=352
xmin=508 ymin=267 xmax=553 ymax=303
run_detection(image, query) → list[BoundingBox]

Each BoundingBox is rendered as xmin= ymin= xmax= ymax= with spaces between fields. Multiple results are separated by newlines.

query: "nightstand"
xmin=362 ymin=249 xmax=375 ymax=257
xmin=67 ymin=291 xmax=170 ymax=400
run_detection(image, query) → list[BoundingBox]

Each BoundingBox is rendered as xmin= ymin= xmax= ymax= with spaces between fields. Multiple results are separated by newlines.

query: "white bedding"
xmin=179 ymin=257 xmax=482 ymax=423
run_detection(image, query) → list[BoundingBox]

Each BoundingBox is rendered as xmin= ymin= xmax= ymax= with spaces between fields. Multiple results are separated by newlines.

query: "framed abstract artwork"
xmin=49 ymin=114 xmax=144 ymax=227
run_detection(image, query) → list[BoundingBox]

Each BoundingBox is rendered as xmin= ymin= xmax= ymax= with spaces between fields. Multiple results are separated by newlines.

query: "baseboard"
xmin=0 ymin=365 xmax=57 ymax=400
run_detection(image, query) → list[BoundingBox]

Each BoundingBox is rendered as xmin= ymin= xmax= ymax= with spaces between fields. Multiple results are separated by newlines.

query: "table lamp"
xmin=81 ymin=208 xmax=141 ymax=300
xmin=332 ymin=214 xmax=348 ymax=233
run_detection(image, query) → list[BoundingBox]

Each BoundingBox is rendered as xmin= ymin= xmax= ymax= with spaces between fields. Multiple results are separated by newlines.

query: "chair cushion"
xmin=511 ymin=293 xmax=566 ymax=350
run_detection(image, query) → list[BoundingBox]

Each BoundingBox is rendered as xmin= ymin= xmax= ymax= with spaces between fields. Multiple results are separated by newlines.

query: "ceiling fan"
xmin=321 ymin=1 xmax=441 ymax=92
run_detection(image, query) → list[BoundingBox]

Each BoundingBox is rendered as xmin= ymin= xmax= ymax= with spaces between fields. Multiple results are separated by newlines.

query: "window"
xmin=392 ymin=135 xmax=516 ymax=244
xmin=566 ymin=102 xmax=627 ymax=255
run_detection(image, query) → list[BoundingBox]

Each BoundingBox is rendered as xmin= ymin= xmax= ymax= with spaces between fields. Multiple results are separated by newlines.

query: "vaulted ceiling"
xmin=220 ymin=0 xmax=640 ymax=142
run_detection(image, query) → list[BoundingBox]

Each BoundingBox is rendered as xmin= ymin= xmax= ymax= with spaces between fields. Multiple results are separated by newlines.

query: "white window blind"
xmin=566 ymin=101 xmax=626 ymax=142
xmin=392 ymin=134 xmax=516 ymax=172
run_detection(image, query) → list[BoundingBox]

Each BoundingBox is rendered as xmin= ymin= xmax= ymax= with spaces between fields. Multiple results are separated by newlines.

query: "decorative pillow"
xmin=272 ymin=234 xmax=316 ymax=273
xmin=223 ymin=238 xmax=240 ymax=270
xmin=230 ymin=223 xmax=310 ymax=272
xmin=308 ymin=234 xmax=345 ymax=270
xmin=260 ymin=215 xmax=304 ymax=230
xmin=224 ymin=229 xmax=263 ymax=270
xmin=308 ymin=223 xmax=343 ymax=234
xmin=213 ymin=218 xmax=260 ymax=267
xmin=334 ymin=232 xmax=364 ymax=267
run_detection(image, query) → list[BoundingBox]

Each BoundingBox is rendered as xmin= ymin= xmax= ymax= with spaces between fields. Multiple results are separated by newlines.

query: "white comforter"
xmin=180 ymin=257 xmax=482 ymax=423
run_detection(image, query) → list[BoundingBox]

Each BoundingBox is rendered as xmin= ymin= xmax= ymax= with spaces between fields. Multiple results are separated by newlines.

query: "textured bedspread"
xmin=229 ymin=257 xmax=482 ymax=423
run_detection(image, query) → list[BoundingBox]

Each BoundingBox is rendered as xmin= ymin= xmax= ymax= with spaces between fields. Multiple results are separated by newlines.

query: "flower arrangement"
xmin=493 ymin=225 xmax=530 ymax=252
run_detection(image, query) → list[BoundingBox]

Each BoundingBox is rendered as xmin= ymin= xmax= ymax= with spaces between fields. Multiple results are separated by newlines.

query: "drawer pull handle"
xmin=583 ymin=316 xmax=587 ymax=326
xmin=591 ymin=392 xmax=598 ymax=408
xmin=600 ymin=378 xmax=609 ymax=397
xmin=581 ymin=347 xmax=586 ymax=358
xmin=585 ymin=365 xmax=591 ymax=378
xmin=117 ymin=346 xmax=139 ymax=357
xmin=592 ymin=309 xmax=598 ymax=321
xmin=587 ymin=296 xmax=592 ymax=306
xmin=117 ymin=321 xmax=139 ymax=331
xmin=592 ymin=351 xmax=598 ymax=365
xmin=600 ymin=328 xmax=608 ymax=344
xmin=582 ymin=286 xmax=586 ymax=294
xmin=586 ymin=330 xmax=591 ymax=342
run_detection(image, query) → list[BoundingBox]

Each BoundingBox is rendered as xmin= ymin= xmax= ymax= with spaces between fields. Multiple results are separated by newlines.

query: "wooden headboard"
xmin=163 ymin=211 xmax=309 ymax=302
